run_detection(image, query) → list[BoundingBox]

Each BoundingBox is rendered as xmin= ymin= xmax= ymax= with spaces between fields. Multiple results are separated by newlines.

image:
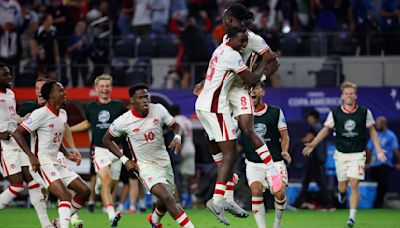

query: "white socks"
xmin=28 ymin=180 xmax=51 ymax=227
xmin=0 ymin=183 xmax=24 ymax=209
xmin=252 ymin=196 xmax=266 ymax=228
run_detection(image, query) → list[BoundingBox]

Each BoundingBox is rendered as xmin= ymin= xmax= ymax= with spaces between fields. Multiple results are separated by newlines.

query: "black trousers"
xmin=369 ymin=165 xmax=391 ymax=208
xmin=294 ymin=156 xmax=333 ymax=208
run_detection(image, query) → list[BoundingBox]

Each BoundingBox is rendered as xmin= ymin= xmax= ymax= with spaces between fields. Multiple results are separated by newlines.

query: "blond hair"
xmin=94 ymin=74 xmax=113 ymax=86
xmin=340 ymin=81 xmax=357 ymax=94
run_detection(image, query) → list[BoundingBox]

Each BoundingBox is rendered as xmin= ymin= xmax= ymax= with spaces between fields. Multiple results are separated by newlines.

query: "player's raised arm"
xmin=237 ymin=51 xmax=279 ymax=85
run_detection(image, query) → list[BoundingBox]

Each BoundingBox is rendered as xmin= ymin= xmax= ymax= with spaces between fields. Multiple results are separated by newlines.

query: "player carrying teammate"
xmin=13 ymin=81 xmax=91 ymax=228
xmin=70 ymin=74 xmax=126 ymax=226
xmin=194 ymin=4 xmax=283 ymax=217
xmin=195 ymin=26 xmax=281 ymax=225
xmin=303 ymin=82 xmax=387 ymax=227
xmin=240 ymin=81 xmax=291 ymax=228
xmin=0 ymin=63 xmax=51 ymax=228
xmin=103 ymin=83 xmax=195 ymax=228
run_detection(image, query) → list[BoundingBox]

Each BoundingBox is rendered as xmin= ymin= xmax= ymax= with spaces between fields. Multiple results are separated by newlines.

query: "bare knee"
xmin=250 ymin=182 xmax=264 ymax=197
xmin=274 ymin=189 xmax=286 ymax=200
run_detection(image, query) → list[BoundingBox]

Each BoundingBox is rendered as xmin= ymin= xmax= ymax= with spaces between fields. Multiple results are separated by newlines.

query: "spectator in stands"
xmin=349 ymin=0 xmax=374 ymax=54
xmin=31 ymin=13 xmax=60 ymax=80
xmin=47 ymin=0 xmax=72 ymax=57
xmin=0 ymin=0 xmax=21 ymax=27
xmin=291 ymin=110 xmax=335 ymax=210
xmin=17 ymin=3 xmax=39 ymax=58
xmin=0 ymin=20 xmax=21 ymax=79
xmin=335 ymin=0 xmax=351 ymax=29
xmin=256 ymin=8 xmax=281 ymax=53
xmin=179 ymin=16 xmax=210 ymax=87
xmin=131 ymin=0 xmax=152 ymax=37
xmin=366 ymin=116 xmax=400 ymax=208
xmin=275 ymin=0 xmax=299 ymax=32
xmin=117 ymin=0 xmax=134 ymax=37
xmin=151 ymin=0 xmax=170 ymax=34
xmin=311 ymin=0 xmax=338 ymax=31
xmin=380 ymin=0 xmax=400 ymax=55
xmin=67 ymin=20 xmax=88 ymax=87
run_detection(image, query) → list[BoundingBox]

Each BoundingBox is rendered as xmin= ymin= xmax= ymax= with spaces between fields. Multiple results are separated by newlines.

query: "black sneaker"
xmin=346 ymin=218 xmax=355 ymax=227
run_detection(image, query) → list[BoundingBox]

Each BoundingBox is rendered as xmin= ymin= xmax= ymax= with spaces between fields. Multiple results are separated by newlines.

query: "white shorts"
xmin=334 ymin=151 xmax=366 ymax=181
xmin=196 ymin=110 xmax=237 ymax=142
xmin=229 ymin=86 xmax=253 ymax=118
xmin=0 ymin=147 xmax=30 ymax=177
xmin=139 ymin=163 xmax=175 ymax=193
xmin=93 ymin=146 xmax=122 ymax=180
xmin=246 ymin=160 xmax=288 ymax=194
xmin=40 ymin=163 xmax=79 ymax=188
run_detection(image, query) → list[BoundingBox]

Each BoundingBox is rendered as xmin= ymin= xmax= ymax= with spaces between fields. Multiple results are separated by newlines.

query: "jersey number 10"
xmin=144 ymin=131 xmax=155 ymax=143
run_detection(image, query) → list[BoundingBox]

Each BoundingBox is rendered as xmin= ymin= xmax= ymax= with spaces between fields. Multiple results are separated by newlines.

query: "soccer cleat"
xmin=222 ymin=199 xmax=249 ymax=218
xmin=338 ymin=192 xmax=347 ymax=204
xmin=346 ymin=218 xmax=355 ymax=227
xmin=270 ymin=174 xmax=283 ymax=194
xmin=51 ymin=218 xmax=59 ymax=228
xmin=232 ymin=173 xmax=240 ymax=184
xmin=71 ymin=217 xmax=84 ymax=228
xmin=87 ymin=202 xmax=95 ymax=213
xmin=273 ymin=220 xmax=282 ymax=228
xmin=147 ymin=214 xmax=163 ymax=228
xmin=110 ymin=211 xmax=122 ymax=227
xmin=206 ymin=199 xmax=230 ymax=225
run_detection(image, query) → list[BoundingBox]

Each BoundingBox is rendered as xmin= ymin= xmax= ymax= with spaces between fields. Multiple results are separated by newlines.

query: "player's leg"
xmin=128 ymin=177 xmax=139 ymax=213
xmin=348 ymin=178 xmax=359 ymax=227
xmin=67 ymin=176 xmax=91 ymax=224
xmin=335 ymin=152 xmax=348 ymax=204
xmin=246 ymin=161 xmax=267 ymax=228
xmin=237 ymin=114 xmax=282 ymax=193
xmin=208 ymin=140 xmax=247 ymax=218
xmin=148 ymin=198 xmax=167 ymax=227
xmin=97 ymin=166 xmax=119 ymax=221
xmin=0 ymin=151 xmax=24 ymax=209
xmin=41 ymin=164 xmax=72 ymax=228
xmin=272 ymin=162 xmax=288 ymax=228
xmin=151 ymin=183 xmax=194 ymax=228
xmin=21 ymin=166 xmax=52 ymax=228
xmin=87 ymin=162 xmax=96 ymax=213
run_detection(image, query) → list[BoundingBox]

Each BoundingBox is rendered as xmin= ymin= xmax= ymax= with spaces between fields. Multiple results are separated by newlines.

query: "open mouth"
xmin=251 ymin=95 xmax=257 ymax=99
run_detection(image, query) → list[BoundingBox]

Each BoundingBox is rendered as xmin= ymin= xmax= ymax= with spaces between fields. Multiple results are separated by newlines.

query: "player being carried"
xmin=103 ymin=84 xmax=195 ymax=228
xmin=13 ymin=81 xmax=91 ymax=228
xmin=239 ymin=81 xmax=291 ymax=228
xmin=194 ymin=3 xmax=284 ymax=219
xmin=303 ymin=82 xmax=387 ymax=228
xmin=195 ymin=26 xmax=281 ymax=225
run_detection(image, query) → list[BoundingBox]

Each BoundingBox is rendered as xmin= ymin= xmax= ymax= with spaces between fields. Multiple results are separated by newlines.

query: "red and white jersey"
xmin=195 ymin=42 xmax=248 ymax=113
xmin=174 ymin=115 xmax=195 ymax=154
xmin=109 ymin=103 xmax=175 ymax=167
xmin=223 ymin=30 xmax=271 ymax=87
xmin=0 ymin=88 xmax=19 ymax=150
xmin=21 ymin=104 xmax=67 ymax=165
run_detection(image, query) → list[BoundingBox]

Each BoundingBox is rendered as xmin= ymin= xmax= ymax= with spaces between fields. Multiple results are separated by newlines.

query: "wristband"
xmin=173 ymin=134 xmax=181 ymax=142
xmin=120 ymin=156 xmax=129 ymax=165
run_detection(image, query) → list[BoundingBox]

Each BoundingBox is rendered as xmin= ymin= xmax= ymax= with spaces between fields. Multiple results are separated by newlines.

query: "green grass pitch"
xmin=0 ymin=207 xmax=399 ymax=227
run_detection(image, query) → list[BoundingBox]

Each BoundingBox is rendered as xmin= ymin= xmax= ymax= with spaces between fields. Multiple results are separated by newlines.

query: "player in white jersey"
xmin=194 ymin=4 xmax=284 ymax=219
xmin=195 ymin=26 xmax=281 ymax=225
xmin=13 ymin=81 xmax=91 ymax=228
xmin=170 ymin=105 xmax=196 ymax=203
xmin=0 ymin=63 xmax=53 ymax=228
xmin=103 ymin=84 xmax=195 ymax=228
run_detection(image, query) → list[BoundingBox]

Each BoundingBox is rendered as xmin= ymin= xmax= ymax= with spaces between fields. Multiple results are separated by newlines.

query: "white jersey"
xmin=0 ymin=88 xmax=19 ymax=150
xmin=174 ymin=115 xmax=195 ymax=154
xmin=21 ymin=104 xmax=67 ymax=165
xmin=223 ymin=30 xmax=270 ymax=87
xmin=195 ymin=42 xmax=248 ymax=113
xmin=109 ymin=103 xmax=176 ymax=167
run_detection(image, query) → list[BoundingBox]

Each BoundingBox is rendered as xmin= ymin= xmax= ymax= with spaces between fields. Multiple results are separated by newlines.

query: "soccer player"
xmin=240 ymin=81 xmax=291 ymax=228
xmin=195 ymin=26 xmax=280 ymax=225
xmin=103 ymin=84 xmax=195 ymax=228
xmin=194 ymin=4 xmax=281 ymax=216
xmin=70 ymin=74 xmax=126 ymax=224
xmin=303 ymin=82 xmax=387 ymax=228
xmin=0 ymin=63 xmax=51 ymax=228
xmin=13 ymin=81 xmax=91 ymax=228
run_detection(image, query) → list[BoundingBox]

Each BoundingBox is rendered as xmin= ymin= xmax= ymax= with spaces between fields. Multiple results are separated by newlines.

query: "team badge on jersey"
xmin=153 ymin=118 xmax=159 ymax=126
xmin=344 ymin=119 xmax=356 ymax=132
xmin=25 ymin=117 xmax=33 ymax=124
xmin=98 ymin=110 xmax=110 ymax=123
